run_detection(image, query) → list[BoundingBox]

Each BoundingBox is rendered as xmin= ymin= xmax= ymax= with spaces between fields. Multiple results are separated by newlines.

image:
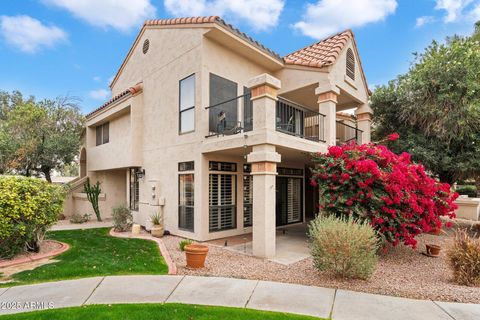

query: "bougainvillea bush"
xmin=310 ymin=135 xmax=458 ymax=249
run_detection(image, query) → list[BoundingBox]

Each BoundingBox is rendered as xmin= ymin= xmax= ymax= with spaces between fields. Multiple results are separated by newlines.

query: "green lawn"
xmin=0 ymin=304 xmax=323 ymax=320
xmin=1 ymin=228 xmax=168 ymax=287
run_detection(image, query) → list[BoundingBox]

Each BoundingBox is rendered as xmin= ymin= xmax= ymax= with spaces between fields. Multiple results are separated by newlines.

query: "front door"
xmin=276 ymin=176 xmax=303 ymax=226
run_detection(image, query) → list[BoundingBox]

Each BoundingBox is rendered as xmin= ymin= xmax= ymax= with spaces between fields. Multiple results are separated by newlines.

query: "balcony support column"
xmin=316 ymin=86 xmax=339 ymax=145
xmin=247 ymin=144 xmax=281 ymax=258
xmin=355 ymin=104 xmax=373 ymax=144
xmin=247 ymin=73 xmax=281 ymax=132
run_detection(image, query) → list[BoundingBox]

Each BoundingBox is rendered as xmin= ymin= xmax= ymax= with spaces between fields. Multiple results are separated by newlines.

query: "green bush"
xmin=112 ymin=204 xmax=132 ymax=232
xmin=447 ymin=229 xmax=480 ymax=286
xmin=456 ymin=185 xmax=477 ymax=198
xmin=0 ymin=176 xmax=65 ymax=258
xmin=308 ymin=215 xmax=379 ymax=279
xmin=179 ymin=239 xmax=193 ymax=251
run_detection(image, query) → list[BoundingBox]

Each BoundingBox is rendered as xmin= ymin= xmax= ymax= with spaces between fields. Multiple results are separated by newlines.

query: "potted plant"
xmin=150 ymin=212 xmax=164 ymax=238
xmin=185 ymin=243 xmax=209 ymax=268
xmin=426 ymin=244 xmax=441 ymax=257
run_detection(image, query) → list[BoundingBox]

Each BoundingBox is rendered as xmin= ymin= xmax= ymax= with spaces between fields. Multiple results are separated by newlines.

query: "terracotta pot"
xmin=151 ymin=225 xmax=164 ymax=238
xmin=185 ymin=244 xmax=208 ymax=268
xmin=426 ymin=244 xmax=441 ymax=256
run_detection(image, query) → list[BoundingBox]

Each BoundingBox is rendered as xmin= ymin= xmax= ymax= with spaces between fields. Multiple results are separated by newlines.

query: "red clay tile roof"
xmin=144 ymin=16 xmax=282 ymax=60
xmin=144 ymin=16 xmax=219 ymax=26
xmin=284 ymin=30 xmax=353 ymax=68
xmin=86 ymin=83 xmax=142 ymax=119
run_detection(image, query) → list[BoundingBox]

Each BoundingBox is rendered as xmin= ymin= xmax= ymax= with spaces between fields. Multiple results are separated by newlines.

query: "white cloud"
xmin=0 ymin=15 xmax=67 ymax=53
xmin=435 ymin=0 xmax=474 ymax=22
xmin=93 ymin=76 xmax=101 ymax=82
xmin=43 ymin=0 xmax=156 ymax=32
xmin=415 ymin=15 xmax=436 ymax=27
xmin=89 ymin=89 xmax=110 ymax=100
xmin=163 ymin=0 xmax=285 ymax=31
xmin=472 ymin=3 xmax=480 ymax=19
xmin=293 ymin=0 xmax=397 ymax=39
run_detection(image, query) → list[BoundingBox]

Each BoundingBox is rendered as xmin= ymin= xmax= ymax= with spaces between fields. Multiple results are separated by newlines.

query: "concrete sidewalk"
xmin=0 ymin=275 xmax=479 ymax=319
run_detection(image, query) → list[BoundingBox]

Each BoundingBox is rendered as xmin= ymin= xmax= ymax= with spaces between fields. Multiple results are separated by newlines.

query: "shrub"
xmin=179 ymin=239 xmax=193 ymax=251
xmin=69 ymin=212 xmax=91 ymax=224
xmin=0 ymin=176 xmax=65 ymax=258
xmin=456 ymin=185 xmax=477 ymax=198
xmin=112 ymin=204 xmax=132 ymax=232
xmin=308 ymin=215 xmax=379 ymax=279
xmin=310 ymin=139 xmax=458 ymax=249
xmin=447 ymin=229 xmax=480 ymax=286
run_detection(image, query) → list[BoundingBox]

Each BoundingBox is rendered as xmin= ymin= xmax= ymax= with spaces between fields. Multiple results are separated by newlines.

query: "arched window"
xmin=346 ymin=48 xmax=355 ymax=80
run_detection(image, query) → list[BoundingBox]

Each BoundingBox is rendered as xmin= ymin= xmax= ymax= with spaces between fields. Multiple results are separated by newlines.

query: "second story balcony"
xmin=206 ymin=94 xmax=326 ymax=143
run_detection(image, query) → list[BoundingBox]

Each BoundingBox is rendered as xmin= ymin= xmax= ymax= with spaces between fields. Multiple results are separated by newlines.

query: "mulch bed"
xmin=163 ymin=229 xmax=480 ymax=303
xmin=0 ymin=240 xmax=69 ymax=268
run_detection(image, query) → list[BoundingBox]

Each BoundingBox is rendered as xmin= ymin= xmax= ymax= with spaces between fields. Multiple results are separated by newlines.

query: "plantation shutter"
xmin=209 ymin=174 xmax=236 ymax=232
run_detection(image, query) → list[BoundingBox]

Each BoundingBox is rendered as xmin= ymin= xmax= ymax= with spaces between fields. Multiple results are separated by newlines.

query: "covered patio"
xmin=207 ymin=223 xmax=310 ymax=265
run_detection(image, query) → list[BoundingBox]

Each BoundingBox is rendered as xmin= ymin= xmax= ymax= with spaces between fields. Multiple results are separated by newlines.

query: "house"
xmin=66 ymin=16 xmax=372 ymax=258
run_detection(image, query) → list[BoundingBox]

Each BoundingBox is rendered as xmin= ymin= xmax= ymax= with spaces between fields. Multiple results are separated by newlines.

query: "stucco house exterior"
xmin=65 ymin=16 xmax=372 ymax=258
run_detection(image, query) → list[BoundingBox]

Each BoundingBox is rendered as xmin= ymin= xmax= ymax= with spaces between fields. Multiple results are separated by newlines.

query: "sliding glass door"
xmin=276 ymin=176 xmax=303 ymax=226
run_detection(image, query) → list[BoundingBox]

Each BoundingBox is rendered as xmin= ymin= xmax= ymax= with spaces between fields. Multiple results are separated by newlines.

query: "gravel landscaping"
xmin=163 ymin=230 xmax=480 ymax=303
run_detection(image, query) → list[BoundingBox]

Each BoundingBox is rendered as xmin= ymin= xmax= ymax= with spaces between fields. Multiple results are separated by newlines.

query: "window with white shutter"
xmin=209 ymin=173 xmax=236 ymax=232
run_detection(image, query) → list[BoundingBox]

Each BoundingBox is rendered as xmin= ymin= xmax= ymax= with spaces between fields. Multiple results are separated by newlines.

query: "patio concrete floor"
xmin=208 ymin=223 xmax=311 ymax=265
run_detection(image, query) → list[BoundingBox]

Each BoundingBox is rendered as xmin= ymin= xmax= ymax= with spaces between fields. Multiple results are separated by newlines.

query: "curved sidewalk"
xmin=0 ymin=275 xmax=479 ymax=319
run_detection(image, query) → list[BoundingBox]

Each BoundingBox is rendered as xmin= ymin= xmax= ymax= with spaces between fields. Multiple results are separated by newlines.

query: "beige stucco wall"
xmin=77 ymin=25 xmax=371 ymax=241
xmin=63 ymin=170 xmax=126 ymax=219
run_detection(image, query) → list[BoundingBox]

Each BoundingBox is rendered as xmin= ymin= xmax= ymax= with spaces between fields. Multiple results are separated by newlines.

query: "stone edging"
xmin=109 ymin=228 xmax=177 ymax=275
xmin=0 ymin=240 xmax=70 ymax=268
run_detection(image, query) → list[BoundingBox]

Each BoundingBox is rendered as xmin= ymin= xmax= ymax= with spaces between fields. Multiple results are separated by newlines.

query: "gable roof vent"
xmin=142 ymin=39 xmax=150 ymax=54
xmin=346 ymin=48 xmax=355 ymax=80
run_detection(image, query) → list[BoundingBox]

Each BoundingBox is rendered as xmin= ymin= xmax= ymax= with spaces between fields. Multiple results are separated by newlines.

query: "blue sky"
xmin=0 ymin=0 xmax=479 ymax=113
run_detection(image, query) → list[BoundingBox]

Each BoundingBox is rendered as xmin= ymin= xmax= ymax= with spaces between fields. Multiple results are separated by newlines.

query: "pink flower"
xmin=387 ymin=133 xmax=400 ymax=141
xmin=310 ymin=180 xmax=318 ymax=187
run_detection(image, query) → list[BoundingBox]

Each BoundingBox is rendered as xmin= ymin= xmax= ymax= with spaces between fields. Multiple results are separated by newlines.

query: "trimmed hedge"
xmin=456 ymin=185 xmax=477 ymax=198
xmin=0 ymin=176 xmax=65 ymax=258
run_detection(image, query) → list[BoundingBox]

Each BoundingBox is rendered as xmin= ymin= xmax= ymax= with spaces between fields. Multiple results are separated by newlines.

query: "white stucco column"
xmin=247 ymin=73 xmax=281 ymax=132
xmin=316 ymin=86 xmax=339 ymax=146
xmin=355 ymin=103 xmax=373 ymax=144
xmin=247 ymin=144 xmax=281 ymax=258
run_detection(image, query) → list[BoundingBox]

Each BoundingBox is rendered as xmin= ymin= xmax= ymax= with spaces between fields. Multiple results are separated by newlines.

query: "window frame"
xmin=178 ymin=161 xmax=195 ymax=172
xmin=129 ymin=168 xmax=140 ymax=212
xmin=178 ymin=169 xmax=195 ymax=232
xmin=95 ymin=122 xmax=110 ymax=146
xmin=179 ymin=73 xmax=196 ymax=134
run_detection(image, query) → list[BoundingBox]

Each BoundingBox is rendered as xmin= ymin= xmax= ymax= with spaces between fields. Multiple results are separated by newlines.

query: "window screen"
xmin=209 ymin=74 xmax=238 ymax=133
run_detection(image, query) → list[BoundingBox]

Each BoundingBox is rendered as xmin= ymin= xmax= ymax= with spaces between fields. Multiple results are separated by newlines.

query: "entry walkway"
xmin=0 ymin=275 xmax=479 ymax=319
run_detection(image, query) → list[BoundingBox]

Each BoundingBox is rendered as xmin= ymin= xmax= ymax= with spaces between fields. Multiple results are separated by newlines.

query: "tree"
xmin=371 ymin=23 xmax=480 ymax=194
xmin=0 ymin=92 xmax=84 ymax=182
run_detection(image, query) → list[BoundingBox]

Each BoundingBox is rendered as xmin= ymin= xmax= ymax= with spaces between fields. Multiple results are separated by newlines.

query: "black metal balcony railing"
xmin=206 ymin=93 xmax=252 ymax=137
xmin=336 ymin=121 xmax=363 ymax=145
xmin=276 ymin=97 xmax=325 ymax=142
